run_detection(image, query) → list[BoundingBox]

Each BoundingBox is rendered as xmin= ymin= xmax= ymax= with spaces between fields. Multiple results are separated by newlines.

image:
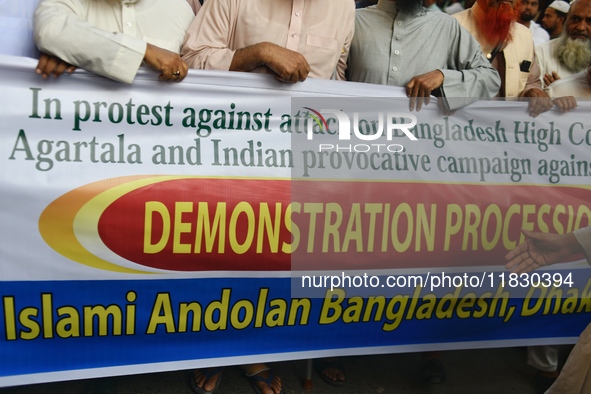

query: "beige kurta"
xmin=454 ymin=3 xmax=542 ymax=98
xmin=181 ymin=0 xmax=355 ymax=80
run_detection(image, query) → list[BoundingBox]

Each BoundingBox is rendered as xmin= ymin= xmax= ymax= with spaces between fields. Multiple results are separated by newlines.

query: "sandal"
xmin=246 ymin=367 xmax=283 ymax=394
xmin=189 ymin=367 xmax=224 ymax=394
xmin=315 ymin=358 xmax=346 ymax=387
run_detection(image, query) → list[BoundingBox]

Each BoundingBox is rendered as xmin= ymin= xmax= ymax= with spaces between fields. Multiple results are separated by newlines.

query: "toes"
xmin=253 ymin=371 xmax=281 ymax=394
xmin=323 ymin=367 xmax=345 ymax=382
xmin=192 ymin=369 xmax=220 ymax=391
xmin=193 ymin=370 xmax=205 ymax=387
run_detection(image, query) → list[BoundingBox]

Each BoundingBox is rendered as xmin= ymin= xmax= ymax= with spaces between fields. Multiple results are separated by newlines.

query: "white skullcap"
xmin=548 ymin=1 xmax=569 ymax=13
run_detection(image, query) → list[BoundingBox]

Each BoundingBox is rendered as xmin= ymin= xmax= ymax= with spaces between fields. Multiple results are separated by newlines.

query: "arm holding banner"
xmin=505 ymin=227 xmax=590 ymax=273
xmin=34 ymin=0 xmax=192 ymax=83
xmin=519 ymin=57 xmax=554 ymax=117
xmin=229 ymin=42 xmax=310 ymax=83
xmin=408 ymin=23 xmax=500 ymax=112
xmin=35 ymin=52 xmax=77 ymax=79
xmin=347 ymin=9 xmax=500 ymax=111
xmin=436 ymin=22 xmax=501 ymax=103
xmin=34 ymin=0 xmax=146 ymax=83
xmin=406 ymin=70 xmax=445 ymax=112
xmin=181 ymin=0 xmax=310 ymax=82
xmin=181 ymin=0 xmax=354 ymax=82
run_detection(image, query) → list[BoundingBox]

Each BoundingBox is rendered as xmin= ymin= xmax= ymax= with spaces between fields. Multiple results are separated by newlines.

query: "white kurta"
xmin=536 ymin=38 xmax=583 ymax=90
xmin=34 ymin=0 xmax=196 ymax=83
xmin=547 ymin=71 xmax=591 ymax=98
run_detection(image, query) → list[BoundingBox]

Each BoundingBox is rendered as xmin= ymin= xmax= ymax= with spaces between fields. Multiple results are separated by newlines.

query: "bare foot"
xmin=322 ymin=366 xmax=345 ymax=384
xmin=317 ymin=357 xmax=345 ymax=386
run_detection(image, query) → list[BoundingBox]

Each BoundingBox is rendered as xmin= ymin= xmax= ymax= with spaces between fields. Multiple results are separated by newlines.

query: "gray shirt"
xmin=347 ymin=0 xmax=500 ymax=107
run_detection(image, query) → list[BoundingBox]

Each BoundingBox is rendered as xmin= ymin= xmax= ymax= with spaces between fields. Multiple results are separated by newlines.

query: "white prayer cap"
xmin=548 ymin=0 xmax=569 ymax=13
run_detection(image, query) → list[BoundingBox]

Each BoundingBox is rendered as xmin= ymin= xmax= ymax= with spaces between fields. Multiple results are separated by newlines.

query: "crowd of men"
xmin=1 ymin=0 xmax=591 ymax=393
xmin=2 ymin=0 xmax=588 ymax=108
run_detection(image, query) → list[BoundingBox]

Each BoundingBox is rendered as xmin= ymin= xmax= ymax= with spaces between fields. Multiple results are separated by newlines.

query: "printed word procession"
xmin=144 ymin=201 xmax=590 ymax=255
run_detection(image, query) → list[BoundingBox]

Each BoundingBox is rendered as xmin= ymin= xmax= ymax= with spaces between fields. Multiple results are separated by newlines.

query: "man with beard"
xmin=541 ymin=1 xmax=570 ymax=40
xmin=518 ymin=0 xmax=550 ymax=45
xmin=347 ymin=1 xmax=499 ymax=382
xmin=454 ymin=0 xmax=553 ymax=117
xmin=536 ymin=0 xmax=591 ymax=88
xmin=347 ymin=0 xmax=501 ymax=111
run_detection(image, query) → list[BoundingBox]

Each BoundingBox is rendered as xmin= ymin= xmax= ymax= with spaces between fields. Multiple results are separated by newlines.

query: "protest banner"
xmin=0 ymin=56 xmax=590 ymax=386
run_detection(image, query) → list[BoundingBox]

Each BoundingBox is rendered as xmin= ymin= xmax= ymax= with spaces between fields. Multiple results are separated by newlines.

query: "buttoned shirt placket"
xmin=286 ymin=0 xmax=304 ymax=51
xmin=387 ymin=16 xmax=403 ymax=85
xmin=121 ymin=0 xmax=138 ymax=36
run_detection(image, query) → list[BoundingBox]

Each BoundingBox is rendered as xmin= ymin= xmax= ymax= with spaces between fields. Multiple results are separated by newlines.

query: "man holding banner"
xmin=33 ymin=0 xmax=199 ymax=83
xmin=181 ymin=1 xmax=354 ymax=392
xmin=181 ymin=0 xmax=355 ymax=82
xmin=454 ymin=0 xmax=554 ymax=117
xmin=347 ymin=0 xmax=501 ymax=111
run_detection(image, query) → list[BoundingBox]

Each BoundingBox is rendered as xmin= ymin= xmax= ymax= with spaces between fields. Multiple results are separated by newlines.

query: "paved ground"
xmin=0 ymin=345 xmax=574 ymax=394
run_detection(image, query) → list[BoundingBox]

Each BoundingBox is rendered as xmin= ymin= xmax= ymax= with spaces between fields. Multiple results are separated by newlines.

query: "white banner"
xmin=0 ymin=55 xmax=590 ymax=386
